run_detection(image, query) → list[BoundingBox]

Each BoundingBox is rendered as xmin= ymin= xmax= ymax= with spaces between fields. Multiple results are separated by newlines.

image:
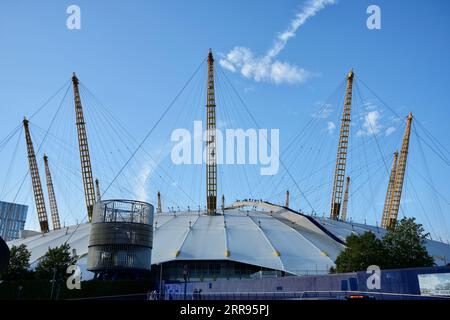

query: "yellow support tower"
xmin=381 ymin=151 xmax=399 ymax=228
xmin=341 ymin=177 xmax=350 ymax=222
xmin=23 ymin=118 xmax=49 ymax=233
xmin=43 ymin=154 xmax=61 ymax=230
xmin=72 ymin=73 xmax=96 ymax=222
xmin=206 ymin=49 xmax=217 ymax=215
xmin=386 ymin=113 xmax=413 ymax=228
xmin=330 ymin=69 xmax=354 ymax=220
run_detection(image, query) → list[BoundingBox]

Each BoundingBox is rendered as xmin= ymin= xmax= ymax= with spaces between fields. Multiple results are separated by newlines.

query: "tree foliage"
xmin=332 ymin=218 xmax=435 ymax=273
xmin=332 ymin=231 xmax=386 ymax=273
xmin=35 ymin=243 xmax=77 ymax=280
xmin=1 ymin=244 xmax=32 ymax=281
xmin=382 ymin=217 xmax=434 ymax=269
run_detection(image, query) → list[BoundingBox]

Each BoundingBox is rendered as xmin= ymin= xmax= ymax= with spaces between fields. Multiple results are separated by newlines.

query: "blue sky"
xmin=0 ymin=0 xmax=449 ymax=242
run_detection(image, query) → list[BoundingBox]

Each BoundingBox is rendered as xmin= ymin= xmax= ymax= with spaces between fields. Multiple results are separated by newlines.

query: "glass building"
xmin=0 ymin=201 xmax=28 ymax=241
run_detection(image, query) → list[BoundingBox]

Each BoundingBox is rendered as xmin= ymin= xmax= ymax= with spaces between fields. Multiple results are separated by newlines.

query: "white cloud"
xmin=219 ymin=59 xmax=236 ymax=72
xmin=312 ymin=103 xmax=333 ymax=119
xmin=362 ymin=101 xmax=378 ymax=111
xmin=365 ymin=111 xmax=381 ymax=134
xmin=327 ymin=121 xmax=336 ymax=133
xmin=357 ymin=110 xmax=382 ymax=136
xmin=219 ymin=0 xmax=336 ymax=84
xmin=385 ymin=126 xmax=396 ymax=136
xmin=135 ymin=162 xmax=154 ymax=202
xmin=134 ymin=146 xmax=170 ymax=201
xmin=389 ymin=115 xmax=403 ymax=124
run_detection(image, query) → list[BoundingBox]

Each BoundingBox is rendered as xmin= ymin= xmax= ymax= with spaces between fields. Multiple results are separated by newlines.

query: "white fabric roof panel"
xmin=247 ymin=214 xmax=333 ymax=273
xmin=8 ymin=223 xmax=91 ymax=267
xmin=7 ymin=206 xmax=450 ymax=278
xmin=178 ymin=215 xmax=226 ymax=260
xmin=224 ymin=212 xmax=284 ymax=271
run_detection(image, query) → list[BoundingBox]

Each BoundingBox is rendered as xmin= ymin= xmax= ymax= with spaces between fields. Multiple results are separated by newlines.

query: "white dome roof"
xmin=8 ymin=202 xmax=450 ymax=278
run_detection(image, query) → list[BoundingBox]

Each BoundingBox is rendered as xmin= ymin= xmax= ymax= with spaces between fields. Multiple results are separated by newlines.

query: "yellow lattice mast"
xmin=381 ymin=151 xmax=399 ymax=228
xmin=386 ymin=113 xmax=413 ymax=228
xmin=72 ymin=73 xmax=96 ymax=222
xmin=43 ymin=154 xmax=61 ymax=230
xmin=330 ymin=69 xmax=354 ymax=220
xmin=206 ymin=49 xmax=217 ymax=215
xmin=341 ymin=176 xmax=350 ymax=221
xmin=23 ymin=118 xmax=49 ymax=233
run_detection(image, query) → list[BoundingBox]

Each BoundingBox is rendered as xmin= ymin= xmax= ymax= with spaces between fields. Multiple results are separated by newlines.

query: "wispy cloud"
xmin=357 ymin=110 xmax=382 ymax=136
xmin=385 ymin=126 xmax=396 ymax=136
xmin=356 ymin=101 xmax=400 ymax=137
xmin=219 ymin=0 xmax=336 ymax=85
xmin=134 ymin=145 xmax=171 ymax=202
xmin=327 ymin=121 xmax=336 ymax=133
xmin=135 ymin=162 xmax=154 ymax=202
xmin=312 ymin=102 xmax=333 ymax=119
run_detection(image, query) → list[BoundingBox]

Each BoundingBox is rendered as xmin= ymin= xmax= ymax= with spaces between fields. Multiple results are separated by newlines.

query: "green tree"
xmin=332 ymin=217 xmax=435 ymax=273
xmin=35 ymin=243 xmax=77 ymax=280
xmin=383 ymin=217 xmax=434 ymax=269
xmin=332 ymin=231 xmax=386 ymax=273
xmin=1 ymin=244 xmax=32 ymax=281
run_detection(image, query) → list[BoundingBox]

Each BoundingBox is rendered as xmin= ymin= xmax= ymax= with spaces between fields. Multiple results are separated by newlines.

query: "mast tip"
xmin=348 ymin=68 xmax=354 ymax=79
xmin=208 ymin=48 xmax=214 ymax=61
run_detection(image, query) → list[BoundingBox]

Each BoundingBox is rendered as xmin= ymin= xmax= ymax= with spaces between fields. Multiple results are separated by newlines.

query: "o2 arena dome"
xmin=5 ymin=51 xmax=450 ymax=283
xmin=8 ymin=201 xmax=450 ymax=281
